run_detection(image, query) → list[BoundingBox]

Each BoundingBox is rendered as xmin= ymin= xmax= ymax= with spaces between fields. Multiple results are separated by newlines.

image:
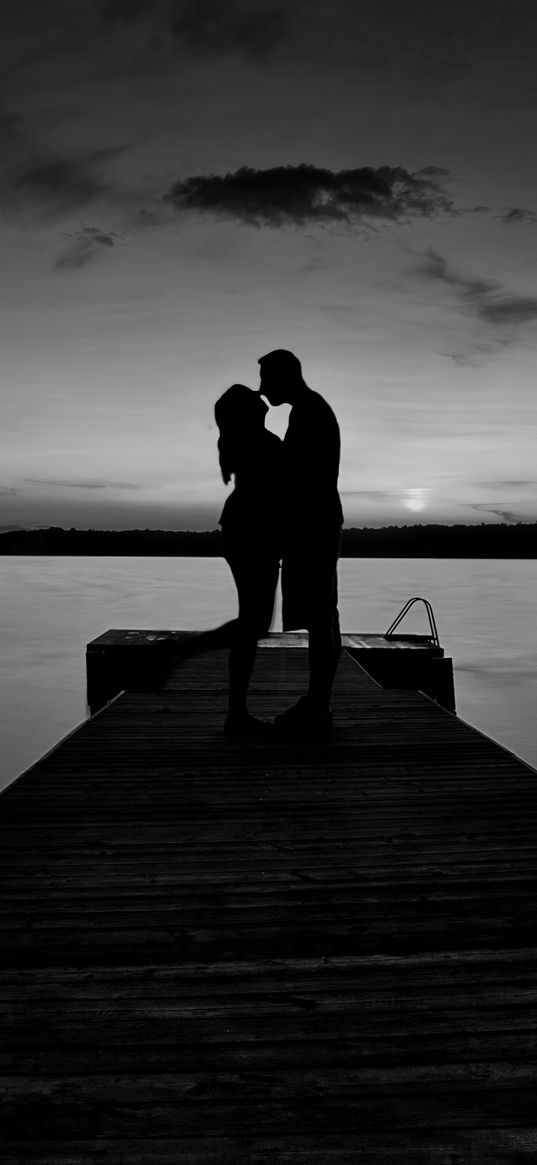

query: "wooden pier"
xmin=85 ymin=627 xmax=456 ymax=715
xmin=2 ymin=638 xmax=537 ymax=1162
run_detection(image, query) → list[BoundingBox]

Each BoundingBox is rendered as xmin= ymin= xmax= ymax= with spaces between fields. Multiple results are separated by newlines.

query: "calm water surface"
xmin=1 ymin=555 xmax=537 ymax=792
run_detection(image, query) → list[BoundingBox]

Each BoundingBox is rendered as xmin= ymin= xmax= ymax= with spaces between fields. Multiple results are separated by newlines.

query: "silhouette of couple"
xmin=214 ymin=349 xmax=343 ymax=740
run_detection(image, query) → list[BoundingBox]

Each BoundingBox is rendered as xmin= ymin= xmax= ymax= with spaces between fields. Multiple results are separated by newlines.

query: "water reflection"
xmin=1 ymin=555 xmax=537 ymax=790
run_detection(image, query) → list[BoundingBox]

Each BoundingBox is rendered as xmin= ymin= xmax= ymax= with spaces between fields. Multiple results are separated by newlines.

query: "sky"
xmin=2 ymin=0 xmax=537 ymax=531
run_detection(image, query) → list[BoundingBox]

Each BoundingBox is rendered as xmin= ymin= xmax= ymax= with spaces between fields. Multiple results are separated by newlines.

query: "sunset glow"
xmin=404 ymin=491 xmax=427 ymax=513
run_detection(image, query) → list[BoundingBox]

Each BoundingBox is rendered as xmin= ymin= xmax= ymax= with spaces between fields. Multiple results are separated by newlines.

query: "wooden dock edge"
xmin=86 ymin=629 xmax=456 ymax=715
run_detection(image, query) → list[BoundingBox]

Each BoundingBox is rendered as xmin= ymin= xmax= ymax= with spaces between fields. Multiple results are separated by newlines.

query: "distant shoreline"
xmin=1 ymin=524 xmax=537 ymax=557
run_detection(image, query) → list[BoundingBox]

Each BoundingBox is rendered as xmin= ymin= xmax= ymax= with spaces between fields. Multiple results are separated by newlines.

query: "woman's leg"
xmin=226 ymin=554 xmax=280 ymax=722
xmin=227 ymin=627 xmax=258 ymax=719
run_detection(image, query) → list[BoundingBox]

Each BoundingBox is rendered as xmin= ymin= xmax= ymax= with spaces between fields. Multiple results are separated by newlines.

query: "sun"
xmin=404 ymin=489 xmax=427 ymax=512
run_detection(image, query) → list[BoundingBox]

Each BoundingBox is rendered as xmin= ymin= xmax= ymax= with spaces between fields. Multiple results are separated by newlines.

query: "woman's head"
xmin=214 ymin=384 xmax=268 ymax=483
xmin=214 ymin=383 xmax=267 ymax=431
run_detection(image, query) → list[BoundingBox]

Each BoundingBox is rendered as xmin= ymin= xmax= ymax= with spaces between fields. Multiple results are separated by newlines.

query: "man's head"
xmin=258 ymin=349 xmax=304 ymax=405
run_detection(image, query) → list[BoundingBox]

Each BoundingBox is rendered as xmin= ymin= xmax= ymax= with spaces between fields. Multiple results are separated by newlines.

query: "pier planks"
xmin=1 ymin=645 xmax=537 ymax=1162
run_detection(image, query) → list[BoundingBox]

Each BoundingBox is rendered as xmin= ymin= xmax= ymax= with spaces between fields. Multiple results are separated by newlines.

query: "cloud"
xmin=474 ymin=479 xmax=537 ymax=489
xmin=441 ymin=352 xmax=479 ymax=368
xmin=500 ymin=207 xmax=537 ymax=225
xmin=25 ymin=478 xmax=141 ymax=490
xmin=170 ymin=0 xmax=287 ymax=58
xmin=13 ymin=154 xmax=109 ymax=214
xmin=0 ymin=521 xmax=43 ymax=532
xmin=123 ymin=201 xmax=177 ymax=233
xmin=440 ymin=336 xmax=511 ymax=366
xmin=163 ymin=163 xmax=456 ymax=229
xmin=102 ymin=0 xmax=156 ymax=20
xmin=341 ymin=490 xmax=398 ymax=500
xmin=55 ymin=223 xmax=121 ymax=270
xmin=102 ymin=0 xmax=287 ymax=57
xmin=132 ymin=207 xmax=163 ymax=228
xmin=478 ymin=296 xmax=537 ymax=327
xmin=1 ymin=106 xmax=121 ymax=219
xmin=0 ymin=486 xmax=17 ymax=495
xmin=466 ymin=503 xmax=530 ymax=523
xmin=69 ymin=225 xmax=116 ymax=249
xmin=417 ymin=247 xmax=537 ymax=331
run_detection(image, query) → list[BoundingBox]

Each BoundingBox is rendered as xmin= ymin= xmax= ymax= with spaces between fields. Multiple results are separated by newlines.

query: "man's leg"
xmin=307 ymin=529 xmax=342 ymax=709
xmin=276 ymin=531 xmax=341 ymax=732
xmin=307 ymin=605 xmax=341 ymax=710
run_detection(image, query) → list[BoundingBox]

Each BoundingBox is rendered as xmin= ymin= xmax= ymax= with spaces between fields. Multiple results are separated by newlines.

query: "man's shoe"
xmin=273 ymin=696 xmax=333 ymax=740
xmin=224 ymin=713 xmax=274 ymax=739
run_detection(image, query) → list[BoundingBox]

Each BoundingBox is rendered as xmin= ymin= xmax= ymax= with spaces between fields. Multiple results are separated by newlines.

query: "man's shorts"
xmin=281 ymin=527 xmax=342 ymax=632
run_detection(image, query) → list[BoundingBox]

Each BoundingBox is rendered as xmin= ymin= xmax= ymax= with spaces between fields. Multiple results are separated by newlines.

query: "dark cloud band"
xmin=500 ymin=207 xmax=537 ymax=225
xmin=467 ymin=503 xmax=529 ymax=524
xmin=1 ymin=107 xmax=121 ymax=219
xmin=55 ymin=224 xmax=119 ymax=270
xmin=418 ymin=247 xmax=537 ymax=328
xmin=163 ymin=163 xmax=455 ymax=228
xmin=25 ymin=478 xmax=140 ymax=490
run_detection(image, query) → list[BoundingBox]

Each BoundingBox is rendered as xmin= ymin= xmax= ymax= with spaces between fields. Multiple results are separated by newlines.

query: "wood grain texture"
xmin=1 ymin=645 xmax=537 ymax=1162
xmin=87 ymin=630 xmax=439 ymax=651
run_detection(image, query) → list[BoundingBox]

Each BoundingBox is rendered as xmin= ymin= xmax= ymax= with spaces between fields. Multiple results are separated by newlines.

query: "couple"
xmin=215 ymin=348 xmax=343 ymax=740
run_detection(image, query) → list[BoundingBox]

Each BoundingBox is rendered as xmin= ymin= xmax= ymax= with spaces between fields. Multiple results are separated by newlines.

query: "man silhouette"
xmin=258 ymin=349 xmax=343 ymax=737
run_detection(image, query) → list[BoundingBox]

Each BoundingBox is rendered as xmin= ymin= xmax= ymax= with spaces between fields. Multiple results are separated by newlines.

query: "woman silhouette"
xmin=215 ymin=384 xmax=282 ymax=735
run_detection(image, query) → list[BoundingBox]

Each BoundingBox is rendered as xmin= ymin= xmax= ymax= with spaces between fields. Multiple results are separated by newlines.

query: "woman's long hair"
xmin=214 ymin=384 xmax=268 ymax=484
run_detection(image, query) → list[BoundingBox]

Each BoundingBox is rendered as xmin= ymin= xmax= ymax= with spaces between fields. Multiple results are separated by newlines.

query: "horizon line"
xmin=2 ymin=522 xmax=537 ymax=535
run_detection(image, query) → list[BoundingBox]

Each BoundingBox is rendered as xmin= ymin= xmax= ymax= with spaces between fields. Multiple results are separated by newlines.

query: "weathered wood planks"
xmin=86 ymin=628 xmax=456 ymax=713
xmin=1 ymin=645 xmax=537 ymax=1162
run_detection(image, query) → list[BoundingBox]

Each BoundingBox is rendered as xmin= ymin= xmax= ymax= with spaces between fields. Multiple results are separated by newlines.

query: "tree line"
xmin=1 ymin=523 xmax=536 ymax=556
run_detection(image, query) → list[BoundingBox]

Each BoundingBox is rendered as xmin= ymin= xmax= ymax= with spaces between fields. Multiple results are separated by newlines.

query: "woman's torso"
xmin=219 ymin=430 xmax=283 ymax=557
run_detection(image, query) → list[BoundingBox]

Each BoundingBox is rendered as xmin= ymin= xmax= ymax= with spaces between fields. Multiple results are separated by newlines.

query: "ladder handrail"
xmin=384 ymin=596 xmax=440 ymax=647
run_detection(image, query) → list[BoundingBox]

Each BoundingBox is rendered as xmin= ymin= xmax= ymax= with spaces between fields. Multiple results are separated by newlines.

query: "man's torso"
xmin=282 ymin=387 xmax=344 ymax=539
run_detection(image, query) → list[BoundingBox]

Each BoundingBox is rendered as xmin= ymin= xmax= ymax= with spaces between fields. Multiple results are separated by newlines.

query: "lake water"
xmin=1 ymin=556 xmax=537 ymax=792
